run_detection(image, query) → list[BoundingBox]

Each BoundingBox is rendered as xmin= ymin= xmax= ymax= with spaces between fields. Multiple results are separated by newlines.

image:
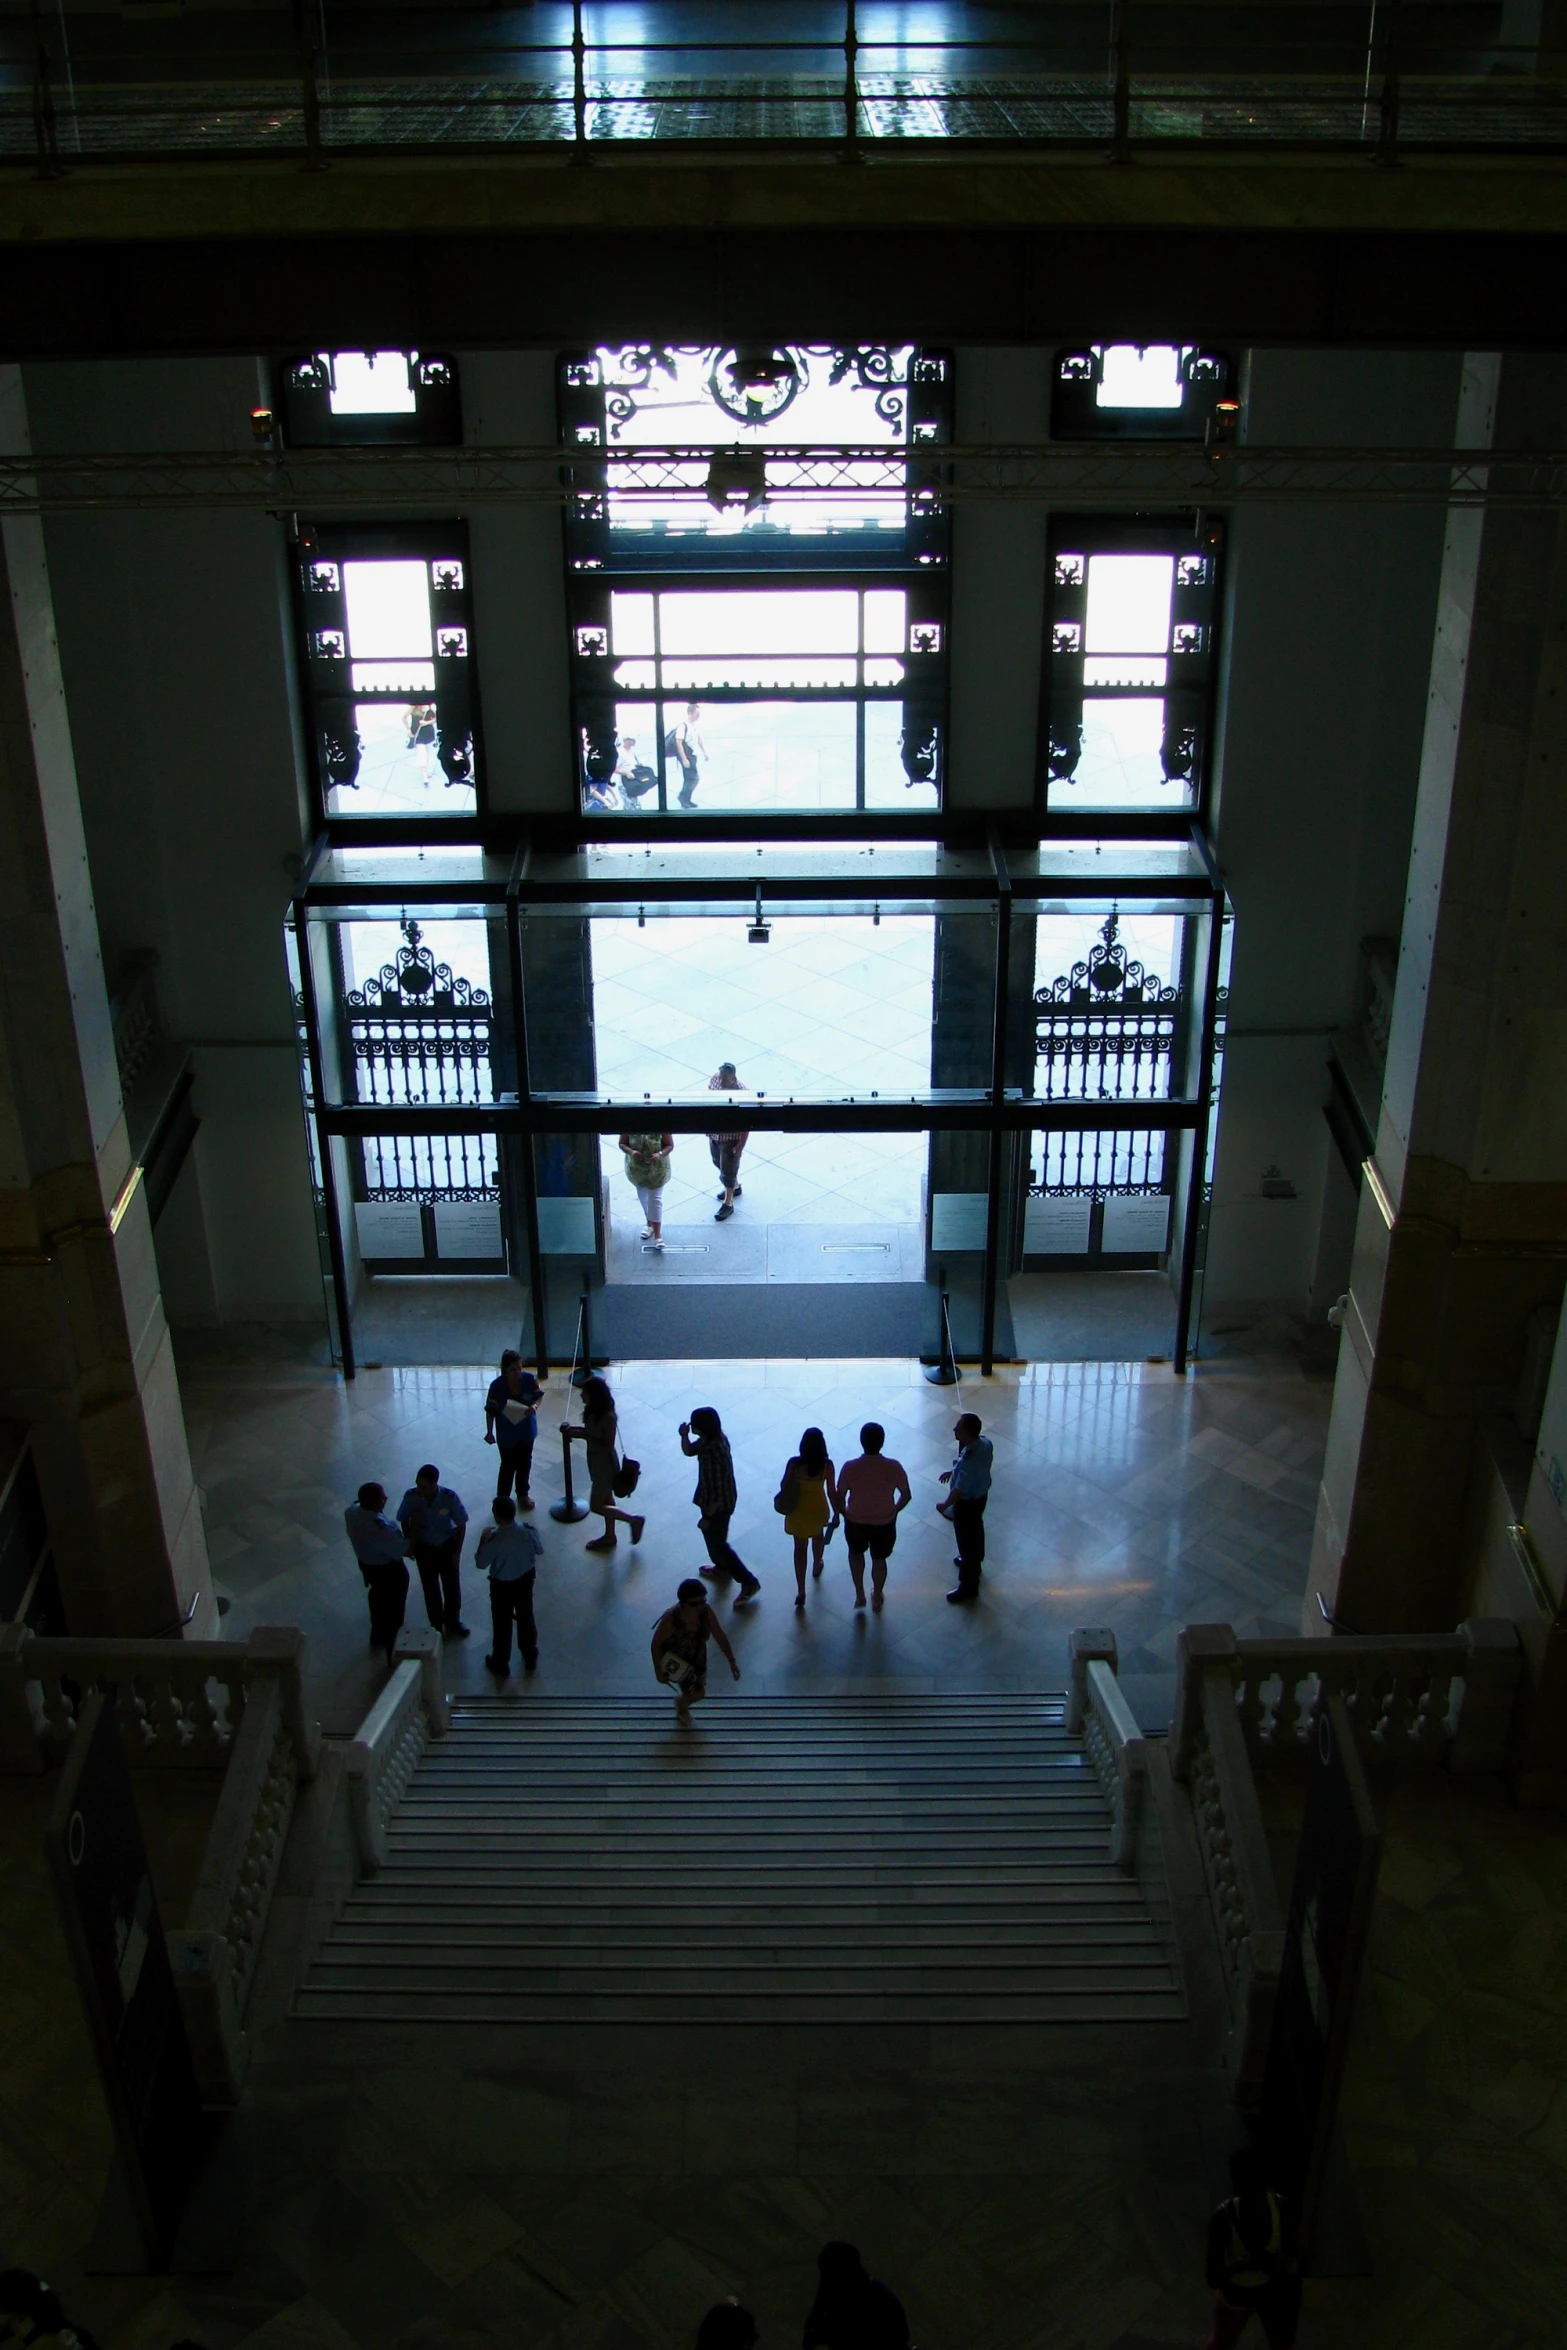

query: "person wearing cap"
xmin=707 ymin=1061 xmax=749 ymax=1223
xmin=651 ymin=1577 xmax=741 ymax=1721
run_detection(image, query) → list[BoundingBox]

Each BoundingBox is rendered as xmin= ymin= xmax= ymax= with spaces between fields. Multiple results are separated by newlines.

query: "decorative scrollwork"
xmin=596 ymin=343 xmax=918 ymax=441
xmin=345 ymin=920 xmax=490 ymax=1018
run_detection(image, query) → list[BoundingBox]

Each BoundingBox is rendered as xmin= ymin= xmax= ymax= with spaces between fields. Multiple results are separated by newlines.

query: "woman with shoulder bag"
xmin=564 ymin=1374 xmax=646 ymax=1553
xmin=619 ymin=1130 xmax=674 ymax=1253
xmin=777 ymin=1425 xmax=838 ymax=1609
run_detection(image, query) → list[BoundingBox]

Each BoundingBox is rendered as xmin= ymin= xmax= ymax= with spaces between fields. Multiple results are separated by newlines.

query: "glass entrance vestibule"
xmin=290 ymin=836 xmax=1228 ymax=1377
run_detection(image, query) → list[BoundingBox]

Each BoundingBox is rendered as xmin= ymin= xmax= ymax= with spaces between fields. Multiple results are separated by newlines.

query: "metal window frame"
xmin=291 ymin=516 xmax=488 ymax=833
xmin=1036 ymin=511 xmax=1225 ymax=828
xmin=293 ymin=817 xmax=1226 ymax=1382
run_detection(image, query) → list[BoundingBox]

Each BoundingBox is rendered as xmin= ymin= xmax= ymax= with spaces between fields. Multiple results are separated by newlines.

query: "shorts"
xmin=709 ymin=1137 xmax=744 ymax=1187
xmin=844 ymin=1518 xmax=897 ymax=1561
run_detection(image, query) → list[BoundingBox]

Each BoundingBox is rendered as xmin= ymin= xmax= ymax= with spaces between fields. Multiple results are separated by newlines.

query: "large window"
xmin=295 ymin=524 xmax=480 ymax=820
xmin=277 ymin=349 xmax=461 ymax=447
xmin=559 ymin=343 xmax=951 ymax=572
xmin=570 ymin=581 xmax=943 ymax=814
xmin=1038 ymin=519 xmax=1223 ymax=817
xmin=1051 ymin=344 xmax=1232 ymax=441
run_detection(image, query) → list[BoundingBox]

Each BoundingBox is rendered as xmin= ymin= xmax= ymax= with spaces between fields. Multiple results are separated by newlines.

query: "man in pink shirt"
xmin=833 ymin=1422 xmax=911 ymax=1610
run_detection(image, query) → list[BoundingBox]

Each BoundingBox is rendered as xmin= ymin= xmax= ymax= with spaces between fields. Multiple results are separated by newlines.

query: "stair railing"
xmin=1067 ymin=1626 xmax=1147 ymax=1871
xmin=345 ymin=1627 xmax=449 ymax=1877
xmin=1170 ymin=1617 xmax=1522 ymax=1781
xmin=0 ymin=1623 xmax=321 ymax=2107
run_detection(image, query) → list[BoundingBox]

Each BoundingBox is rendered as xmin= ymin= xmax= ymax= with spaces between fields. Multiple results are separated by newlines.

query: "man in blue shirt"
xmin=938 ymin=1412 xmax=994 ymax=1603
xmin=397 ymin=1464 xmax=471 ymax=1641
xmin=485 ymin=1348 xmax=543 ymax=1509
xmin=344 ymin=1481 xmax=411 ymax=1658
xmin=479 ymin=1496 xmax=545 ymax=1677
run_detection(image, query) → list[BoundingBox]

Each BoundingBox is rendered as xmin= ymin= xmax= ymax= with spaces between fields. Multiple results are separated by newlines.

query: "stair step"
xmin=300 ymin=1695 xmax=1181 ymax=2027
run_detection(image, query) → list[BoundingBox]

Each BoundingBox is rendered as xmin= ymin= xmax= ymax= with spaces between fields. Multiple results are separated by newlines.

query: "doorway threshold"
xmin=598 ymin=1282 xmax=1016 ymax=1362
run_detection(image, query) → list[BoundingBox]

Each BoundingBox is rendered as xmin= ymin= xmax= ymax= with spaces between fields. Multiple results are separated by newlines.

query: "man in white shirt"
xmin=343 ymin=1481 xmax=411 ymax=1659
xmin=479 ymin=1496 xmax=545 ymax=1677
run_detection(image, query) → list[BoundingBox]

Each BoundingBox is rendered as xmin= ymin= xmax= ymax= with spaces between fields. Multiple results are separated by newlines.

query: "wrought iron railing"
xmin=344 ymin=921 xmax=500 ymax=1205
xmin=1031 ymin=909 xmax=1177 ymax=1202
xmin=8 ymin=8 xmax=1567 ymax=170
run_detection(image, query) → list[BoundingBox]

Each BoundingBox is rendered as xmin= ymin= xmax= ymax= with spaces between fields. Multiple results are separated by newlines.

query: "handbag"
xmin=612 ymin=1454 xmax=641 ymax=1499
xmin=773 ymin=1458 xmax=802 ymax=1516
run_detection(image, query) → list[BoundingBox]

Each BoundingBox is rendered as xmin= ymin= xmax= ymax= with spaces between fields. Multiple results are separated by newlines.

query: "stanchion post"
xmin=551 ymin=1294 xmax=591 ymax=1521
xmin=925 ymin=1275 xmax=960 ymax=1386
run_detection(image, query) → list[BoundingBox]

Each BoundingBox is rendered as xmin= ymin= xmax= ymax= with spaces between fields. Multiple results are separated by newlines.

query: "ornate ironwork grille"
xmin=345 ymin=923 xmax=498 ymax=1201
xmin=1032 ymin=911 xmax=1179 ymax=1195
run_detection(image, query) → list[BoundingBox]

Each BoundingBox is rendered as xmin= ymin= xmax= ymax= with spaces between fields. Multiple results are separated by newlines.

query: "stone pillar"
xmin=1309 ymin=354 xmax=1567 ymax=1634
xmin=0 ymin=367 xmax=212 ymax=1637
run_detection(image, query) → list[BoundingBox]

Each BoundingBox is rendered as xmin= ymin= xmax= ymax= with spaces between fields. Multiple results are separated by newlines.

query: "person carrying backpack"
xmin=1204 ymin=2146 xmax=1301 ymax=2349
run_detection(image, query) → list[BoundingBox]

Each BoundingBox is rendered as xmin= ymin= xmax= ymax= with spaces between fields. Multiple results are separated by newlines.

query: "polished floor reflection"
xmin=181 ymin=1330 xmax=1330 ymax=1738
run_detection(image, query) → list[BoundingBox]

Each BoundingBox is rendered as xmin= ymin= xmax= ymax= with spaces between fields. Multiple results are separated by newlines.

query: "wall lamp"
xmin=705 ymin=448 xmax=768 ymax=514
xmin=747 ymin=887 xmax=771 ymax=945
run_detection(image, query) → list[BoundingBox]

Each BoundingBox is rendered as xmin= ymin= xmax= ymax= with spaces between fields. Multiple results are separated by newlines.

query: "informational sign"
xmin=1025 ymin=1196 xmax=1093 ymax=1254
xmin=537 ymin=1196 xmax=597 ymax=1256
xmin=1259 ymin=1696 xmax=1381 ymax=2268
xmin=1101 ymin=1193 xmax=1171 ymax=1254
xmin=47 ymin=1693 xmax=206 ymax=2264
xmin=354 ymin=1201 xmax=424 ymax=1259
xmin=433 ymin=1200 xmax=503 ymax=1259
xmin=931 ymin=1192 xmax=987 ymax=1252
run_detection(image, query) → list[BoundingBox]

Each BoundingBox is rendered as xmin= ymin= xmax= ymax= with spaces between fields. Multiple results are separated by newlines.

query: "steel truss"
xmin=3 ymin=444 xmax=1562 ymax=514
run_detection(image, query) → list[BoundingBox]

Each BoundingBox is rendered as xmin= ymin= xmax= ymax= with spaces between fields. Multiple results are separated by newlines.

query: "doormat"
xmin=597 ymin=1282 xmax=1016 ymax=1362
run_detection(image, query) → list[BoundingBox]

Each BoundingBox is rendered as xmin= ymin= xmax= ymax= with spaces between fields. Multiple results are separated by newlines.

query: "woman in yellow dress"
xmin=780 ymin=1426 xmax=838 ymax=1609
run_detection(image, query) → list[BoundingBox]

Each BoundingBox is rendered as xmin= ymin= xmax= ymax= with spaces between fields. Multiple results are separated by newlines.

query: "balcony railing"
xmin=10 ymin=7 xmax=1567 ymax=172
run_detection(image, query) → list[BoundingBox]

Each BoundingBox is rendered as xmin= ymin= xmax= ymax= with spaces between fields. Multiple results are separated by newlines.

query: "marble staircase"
xmin=295 ymin=1693 xmax=1186 ymax=2025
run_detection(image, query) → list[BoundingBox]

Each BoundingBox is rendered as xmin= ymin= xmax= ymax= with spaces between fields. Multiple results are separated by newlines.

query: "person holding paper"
xmin=485 ymin=1348 xmax=542 ymax=1508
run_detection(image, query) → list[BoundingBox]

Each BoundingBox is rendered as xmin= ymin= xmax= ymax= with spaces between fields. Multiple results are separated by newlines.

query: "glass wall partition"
xmin=292 ymin=843 xmax=1226 ymax=1376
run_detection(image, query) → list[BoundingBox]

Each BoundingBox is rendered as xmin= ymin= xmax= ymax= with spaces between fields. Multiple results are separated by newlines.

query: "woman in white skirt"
xmin=618 ymin=1130 xmax=674 ymax=1252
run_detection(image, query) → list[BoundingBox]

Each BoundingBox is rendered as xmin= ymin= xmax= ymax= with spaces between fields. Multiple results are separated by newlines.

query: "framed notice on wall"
xmin=1101 ymin=1194 xmax=1171 ymax=1254
xmin=354 ymin=1201 xmax=424 ymax=1259
xmin=1025 ymin=1196 xmax=1093 ymax=1254
xmin=931 ymin=1193 xmax=987 ymax=1253
xmin=433 ymin=1200 xmax=503 ymax=1259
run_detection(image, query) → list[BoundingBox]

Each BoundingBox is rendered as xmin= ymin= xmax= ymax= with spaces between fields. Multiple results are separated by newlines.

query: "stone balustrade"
xmin=0 ymin=1622 xmax=320 ymax=2108
xmin=345 ymin=1629 xmax=448 ymax=1878
xmin=1170 ymin=1618 xmax=1522 ymax=1783
xmin=1069 ymin=1628 xmax=1148 ymax=1874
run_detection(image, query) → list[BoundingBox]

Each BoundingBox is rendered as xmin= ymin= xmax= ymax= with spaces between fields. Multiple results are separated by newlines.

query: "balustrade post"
xmin=1068 ymin=1624 xmax=1118 ymax=1733
xmin=571 ymin=0 xmax=589 ymax=158
xmin=393 ymin=1625 xmax=449 ymax=1735
xmin=844 ymin=0 xmax=861 ymax=158
xmin=168 ymin=1928 xmax=248 ymax=2108
xmin=0 ymin=1623 xmax=42 ymax=1773
xmin=1171 ymin=1622 xmax=1238 ymax=1780
xmin=244 ymin=1624 xmax=320 ymax=1778
xmin=1451 ymin=1617 xmax=1522 ymax=1773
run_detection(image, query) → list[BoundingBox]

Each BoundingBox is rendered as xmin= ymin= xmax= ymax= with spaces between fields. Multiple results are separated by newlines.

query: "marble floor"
xmin=179 ymin=1331 xmax=1330 ymax=1738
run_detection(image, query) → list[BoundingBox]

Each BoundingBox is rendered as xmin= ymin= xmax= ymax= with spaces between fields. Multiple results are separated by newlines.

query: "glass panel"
xmin=343 ymin=559 xmax=435 ymax=660
xmin=587 ymin=908 xmax=949 ymax=1103
xmin=1031 ymin=910 xmax=1185 ymax=1106
xmin=865 ymin=699 xmax=940 ymax=811
xmin=1084 ymin=554 xmax=1174 ymax=654
xmin=1075 ymin=700 xmax=1172 ymax=807
xmin=329 ymin=351 xmax=418 ymax=415
xmin=1097 ymin=344 xmax=1184 ymax=409
xmin=662 ymin=702 xmax=859 ymax=813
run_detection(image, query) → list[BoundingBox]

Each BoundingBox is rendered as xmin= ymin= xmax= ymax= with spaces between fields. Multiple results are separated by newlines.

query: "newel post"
xmin=1067 ymin=1626 xmax=1118 ymax=1733
xmin=1171 ymin=1623 xmax=1239 ymax=1781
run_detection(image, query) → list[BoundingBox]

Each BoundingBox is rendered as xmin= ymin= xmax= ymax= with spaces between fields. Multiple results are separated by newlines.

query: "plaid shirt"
xmin=692 ymin=1432 xmax=737 ymax=1516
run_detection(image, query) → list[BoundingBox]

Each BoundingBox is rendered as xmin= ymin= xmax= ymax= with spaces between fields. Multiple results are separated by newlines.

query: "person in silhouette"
xmin=938 ymin=1410 xmax=993 ymax=1603
xmin=682 ymin=1405 xmax=760 ymax=1603
xmin=343 ymin=1481 xmax=411 ymax=1661
xmin=485 ymin=1348 xmax=543 ymax=1508
xmin=397 ymin=1462 xmax=471 ymax=1639
xmin=652 ymin=1577 xmax=741 ymax=1722
xmin=834 ymin=1424 xmax=911 ymax=1611
xmin=802 ymin=2241 xmax=909 ymax=2350
xmin=563 ymin=1374 xmax=645 ymax=1553
xmin=479 ymin=1495 xmax=544 ymax=1678
xmin=1204 ymin=2145 xmax=1301 ymax=2349
xmin=779 ymin=1425 xmax=838 ymax=1608
xmin=696 ymin=2298 xmax=758 ymax=2350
